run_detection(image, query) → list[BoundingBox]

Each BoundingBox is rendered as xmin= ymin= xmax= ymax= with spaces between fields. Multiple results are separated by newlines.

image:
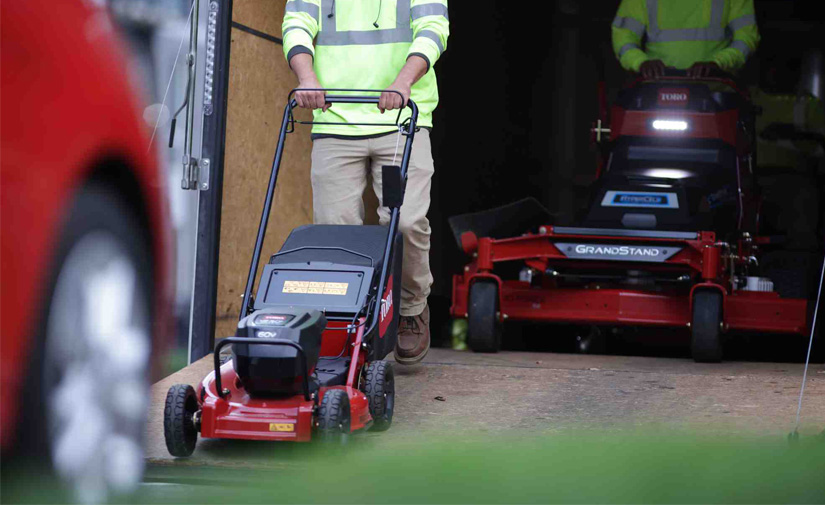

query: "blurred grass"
xmin=452 ymin=318 xmax=468 ymax=351
xmin=136 ymin=431 xmax=825 ymax=504
xmin=162 ymin=347 xmax=189 ymax=378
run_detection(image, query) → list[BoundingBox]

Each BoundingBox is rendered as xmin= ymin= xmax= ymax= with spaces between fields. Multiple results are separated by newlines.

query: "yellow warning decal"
xmin=283 ymin=281 xmax=348 ymax=296
xmin=269 ymin=423 xmax=294 ymax=432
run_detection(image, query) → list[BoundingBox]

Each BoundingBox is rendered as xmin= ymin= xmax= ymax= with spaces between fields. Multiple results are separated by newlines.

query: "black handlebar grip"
xmin=168 ymin=118 xmax=177 ymax=149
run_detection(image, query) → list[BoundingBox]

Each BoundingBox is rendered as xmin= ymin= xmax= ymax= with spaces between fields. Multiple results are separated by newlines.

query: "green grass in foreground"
xmin=5 ymin=431 xmax=823 ymax=504
xmin=138 ymin=431 xmax=825 ymax=504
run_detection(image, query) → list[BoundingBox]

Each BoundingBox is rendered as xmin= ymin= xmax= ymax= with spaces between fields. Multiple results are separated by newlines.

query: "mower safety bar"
xmin=286 ymin=88 xmax=419 ymax=128
xmin=213 ymin=337 xmax=312 ymax=402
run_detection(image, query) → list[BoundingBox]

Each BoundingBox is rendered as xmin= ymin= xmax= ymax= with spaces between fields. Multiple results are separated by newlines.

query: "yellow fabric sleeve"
xmin=612 ymin=0 xmax=649 ymax=72
xmin=407 ymin=0 xmax=449 ymax=70
xmin=712 ymin=0 xmax=760 ymax=72
xmin=282 ymin=0 xmax=321 ymax=64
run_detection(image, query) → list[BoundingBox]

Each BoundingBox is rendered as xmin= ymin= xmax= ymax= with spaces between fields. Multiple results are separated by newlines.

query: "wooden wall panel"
xmin=232 ymin=0 xmax=284 ymax=38
xmin=215 ymin=0 xmax=313 ymax=338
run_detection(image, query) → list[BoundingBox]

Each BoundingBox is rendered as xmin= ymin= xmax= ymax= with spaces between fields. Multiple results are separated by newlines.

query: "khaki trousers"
xmin=310 ymin=129 xmax=434 ymax=317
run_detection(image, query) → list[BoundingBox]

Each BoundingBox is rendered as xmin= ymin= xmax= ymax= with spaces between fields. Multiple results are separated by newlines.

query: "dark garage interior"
xmin=426 ymin=0 xmax=825 ymax=359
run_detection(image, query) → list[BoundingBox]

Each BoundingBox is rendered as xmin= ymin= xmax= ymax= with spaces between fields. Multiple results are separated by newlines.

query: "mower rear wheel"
xmin=691 ymin=290 xmax=724 ymax=363
xmin=468 ymin=281 xmax=501 ymax=353
xmin=317 ymin=389 xmax=351 ymax=442
xmin=163 ymin=384 xmax=199 ymax=457
xmin=362 ymin=361 xmax=395 ymax=431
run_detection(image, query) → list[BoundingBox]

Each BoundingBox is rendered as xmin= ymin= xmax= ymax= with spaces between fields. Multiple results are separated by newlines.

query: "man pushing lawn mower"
xmin=612 ymin=0 xmax=760 ymax=79
xmin=283 ymin=0 xmax=449 ymax=364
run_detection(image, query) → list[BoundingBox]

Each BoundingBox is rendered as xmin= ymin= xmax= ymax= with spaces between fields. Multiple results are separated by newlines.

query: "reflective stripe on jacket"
xmin=283 ymin=0 xmax=449 ymax=135
xmin=612 ymin=0 xmax=760 ymax=73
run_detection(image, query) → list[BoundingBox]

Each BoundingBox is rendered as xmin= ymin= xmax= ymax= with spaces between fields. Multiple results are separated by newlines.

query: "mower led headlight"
xmin=652 ymin=119 xmax=688 ymax=131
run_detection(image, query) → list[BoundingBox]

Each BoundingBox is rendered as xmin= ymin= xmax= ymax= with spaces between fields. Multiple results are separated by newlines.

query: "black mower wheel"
xmin=691 ymin=290 xmax=724 ymax=363
xmin=362 ymin=361 xmax=395 ymax=431
xmin=468 ymin=281 xmax=501 ymax=353
xmin=317 ymin=389 xmax=351 ymax=442
xmin=164 ymin=384 xmax=199 ymax=457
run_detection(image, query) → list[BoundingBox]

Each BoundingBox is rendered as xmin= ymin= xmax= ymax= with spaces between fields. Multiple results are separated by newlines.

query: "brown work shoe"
xmin=394 ymin=305 xmax=430 ymax=365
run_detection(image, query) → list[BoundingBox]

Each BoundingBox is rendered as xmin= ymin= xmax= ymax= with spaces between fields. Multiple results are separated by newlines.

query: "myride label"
xmin=601 ymin=190 xmax=679 ymax=209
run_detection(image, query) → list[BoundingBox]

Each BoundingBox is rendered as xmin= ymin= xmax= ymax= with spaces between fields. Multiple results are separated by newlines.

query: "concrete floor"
xmin=146 ymin=347 xmax=825 ymax=465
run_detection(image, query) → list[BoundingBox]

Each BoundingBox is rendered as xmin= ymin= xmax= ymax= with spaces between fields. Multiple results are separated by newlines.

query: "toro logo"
xmin=379 ymin=275 xmax=393 ymax=338
xmin=657 ymin=88 xmax=689 ymax=107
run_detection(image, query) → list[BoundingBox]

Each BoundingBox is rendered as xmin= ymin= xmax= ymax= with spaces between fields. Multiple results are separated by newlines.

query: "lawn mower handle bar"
xmin=287 ymin=88 xmax=415 ymax=108
xmin=213 ymin=337 xmax=312 ymax=401
xmin=240 ymin=90 xmax=419 ymax=334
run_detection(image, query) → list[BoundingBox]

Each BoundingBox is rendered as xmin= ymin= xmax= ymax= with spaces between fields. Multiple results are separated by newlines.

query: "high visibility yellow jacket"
xmin=282 ymin=0 xmax=449 ymax=135
xmin=612 ymin=0 xmax=760 ymax=73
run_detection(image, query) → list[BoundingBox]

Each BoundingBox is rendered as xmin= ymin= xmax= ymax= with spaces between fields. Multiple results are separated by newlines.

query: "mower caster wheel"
xmin=164 ymin=384 xmax=199 ymax=457
xmin=468 ymin=281 xmax=501 ymax=353
xmin=362 ymin=361 xmax=395 ymax=431
xmin=691 ymin=290 xmax=723 ymax=363
xmin=317 ymin=389 xmax=351 ymax=442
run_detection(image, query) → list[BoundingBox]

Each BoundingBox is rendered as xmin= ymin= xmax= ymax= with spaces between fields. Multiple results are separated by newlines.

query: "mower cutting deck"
xmin=451 ymin=71 xmax=811 ymax=362
xmin=164 ymin=91 xmax=417 ymax=455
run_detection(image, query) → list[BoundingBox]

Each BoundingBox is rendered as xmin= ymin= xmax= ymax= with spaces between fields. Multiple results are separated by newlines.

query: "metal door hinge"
xmin=181 ymin=156 xmax=210 ymax=191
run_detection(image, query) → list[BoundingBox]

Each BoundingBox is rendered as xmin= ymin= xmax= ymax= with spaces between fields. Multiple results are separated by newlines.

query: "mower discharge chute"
xmin=164 ymin=90 xmax=417 ymax=455
xmin=451 ymin=71 xmax=811 ymax=362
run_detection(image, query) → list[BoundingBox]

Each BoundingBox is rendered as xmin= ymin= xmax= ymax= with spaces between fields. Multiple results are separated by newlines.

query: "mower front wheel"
xmin=691 ymin=290 xmax=724 ymax=363
xmin=317 ymin=389 xmax=351 ymax=442
xmin=468 ymin=281 xmax=502 ymax=353
xmin=163 ymin=384 xmax=199 ymax=457
xmin=362 ymin=361 xmax=395 ymax=431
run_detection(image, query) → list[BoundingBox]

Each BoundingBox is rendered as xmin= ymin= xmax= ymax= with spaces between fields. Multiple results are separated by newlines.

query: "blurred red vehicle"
xmin=1 ymin=0 xmax=172 ymax=501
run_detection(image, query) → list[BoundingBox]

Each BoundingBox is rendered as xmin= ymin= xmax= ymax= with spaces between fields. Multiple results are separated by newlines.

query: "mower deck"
xmin=452 ymin=225 xmax=809 ymax=335
xmin=195 ymin=320 xmax=372 ymax=443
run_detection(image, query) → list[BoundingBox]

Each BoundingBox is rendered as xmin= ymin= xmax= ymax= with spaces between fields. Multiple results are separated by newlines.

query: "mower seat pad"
xmin=270 ymin=225 xmax=390 ymax=269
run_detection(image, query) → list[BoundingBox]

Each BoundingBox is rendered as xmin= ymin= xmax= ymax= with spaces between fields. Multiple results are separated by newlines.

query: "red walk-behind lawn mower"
xmin=450 ymin=70 xmax=811 ymax=362
xmin=164 ymin=91 xmax=418 ymax=455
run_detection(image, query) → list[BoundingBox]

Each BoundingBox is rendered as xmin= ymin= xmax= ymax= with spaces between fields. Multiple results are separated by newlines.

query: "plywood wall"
xmin=215 ymin=0 xmax=314 ymax=338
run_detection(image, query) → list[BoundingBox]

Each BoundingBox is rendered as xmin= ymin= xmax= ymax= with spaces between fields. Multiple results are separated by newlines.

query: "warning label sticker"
xmin=282 ymin=281 xmax=348 ymax=296
xmin=269 ymin=423 xmax=294 ymax=432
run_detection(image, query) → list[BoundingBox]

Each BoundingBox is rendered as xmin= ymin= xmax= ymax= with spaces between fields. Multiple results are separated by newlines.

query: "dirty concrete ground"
xmin=146 ymin=348 xmax=825 ymax=466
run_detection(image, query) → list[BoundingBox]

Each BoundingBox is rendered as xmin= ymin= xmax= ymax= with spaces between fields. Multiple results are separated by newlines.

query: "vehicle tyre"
xmin=163 ymin=385 xmax=199 ymax=457
xmin=691 ymin=290 xmax=723 ymax=363
xmin=467 ymin=281 xmax=501 ymax=353
xmin=19 ymin=183 xmax=155 ymax=503
xmin=317 ymin=389 xmax=351 ymax=442
xmin=362 ymin=361 xmax=395 ymax=431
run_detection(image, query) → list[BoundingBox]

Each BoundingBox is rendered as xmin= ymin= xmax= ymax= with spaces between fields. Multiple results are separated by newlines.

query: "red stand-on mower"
xmin=450 ymin=71 xmax=811 ymax=362
xmin=164 ymin=91 xmax=418 ymax=455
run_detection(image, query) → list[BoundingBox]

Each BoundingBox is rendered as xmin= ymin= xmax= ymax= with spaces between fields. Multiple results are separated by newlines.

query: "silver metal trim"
xmin=552 ymin=226 xmax=698 ymax=240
